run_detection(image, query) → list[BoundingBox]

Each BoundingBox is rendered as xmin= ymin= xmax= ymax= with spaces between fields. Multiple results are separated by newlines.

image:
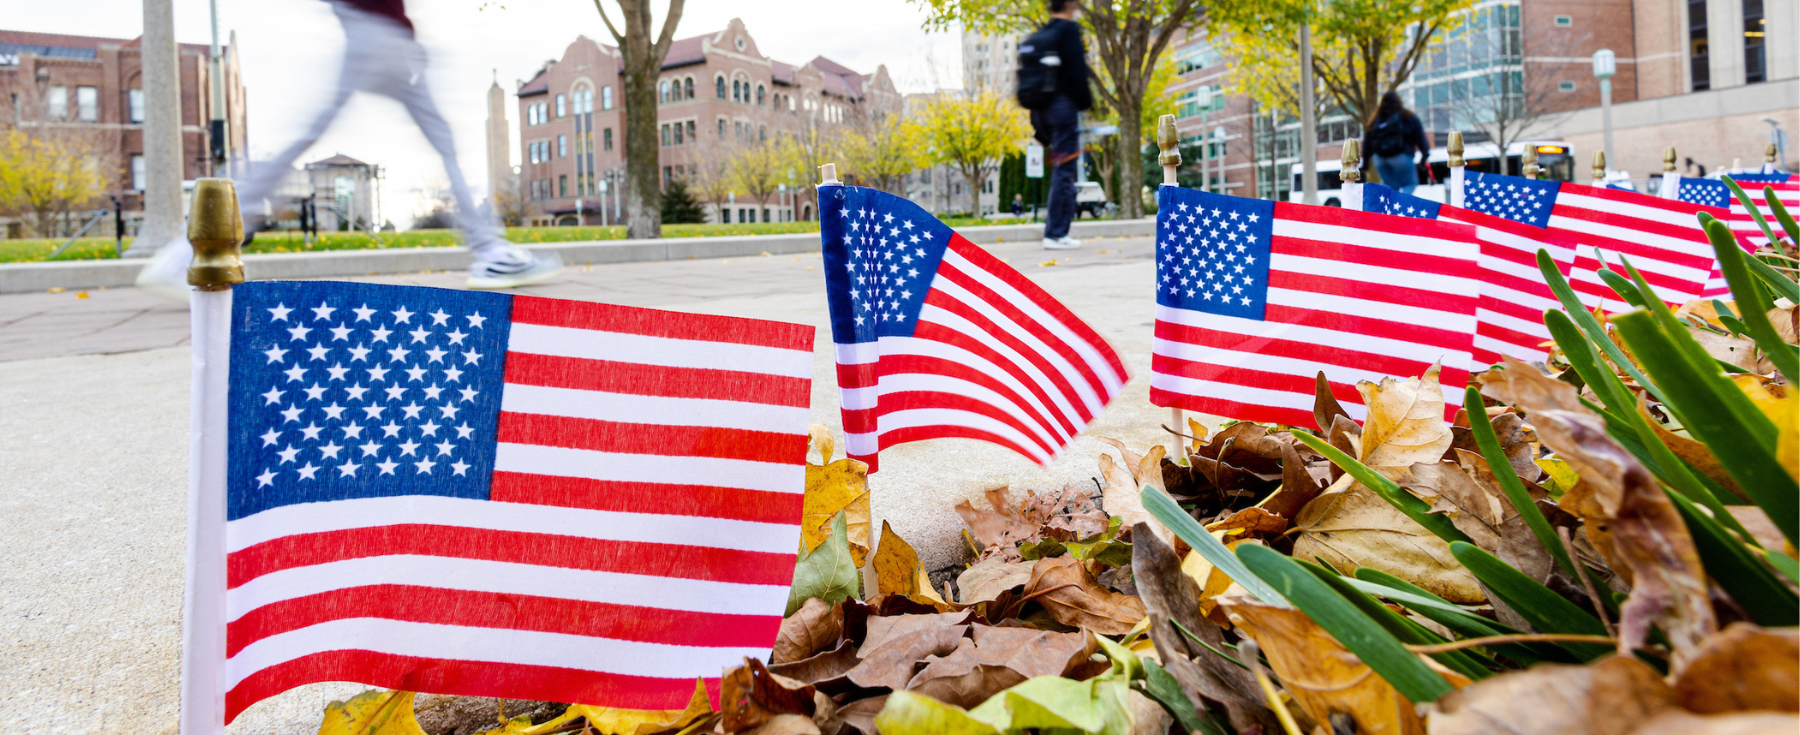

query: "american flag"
xmin=218 ymin=281 xmax=811 ymax=722
xmin=1680 ymin=173 xmax=1798 ymax=248
xmin=819 ymin=186 xmax=1126 ymax=472
xmin=1150 ymin=186 xmax=1481 ymax=427
xmin=1463 ymin=171 xmax=1726 ymax=311
xmin=1360 ymin=183 xmax=1577 ymax=365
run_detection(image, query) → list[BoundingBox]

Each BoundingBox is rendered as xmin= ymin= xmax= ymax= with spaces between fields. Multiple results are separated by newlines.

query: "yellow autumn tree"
xmin=0 ymin=128 xmax=110 ymax=237
xmin=730 ymin=137 xmax=788 ymax=222
xmin=838 ymin=115 xmax=930 ymax=194
xmin=913 ymin=90 xmax=1029 ymax=216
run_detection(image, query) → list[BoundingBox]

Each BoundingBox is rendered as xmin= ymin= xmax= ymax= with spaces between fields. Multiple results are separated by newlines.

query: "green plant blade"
xmin=1348 ymin=570 xmax=1574 ymax=666
xmin=1596 ymin=268 xmax=1649 ymax=309
xmin=1138 ymin=659 xmax=1228 ymax=735
xmin=1723 ymin=176 xmax=1782 ymax=250
xmin=1768 ymin=186 xmax=1799 ymax=242
xmin=1707 ymin=218 xmax=1800 ymax=383
xmin=1535 ymin=249 xmax=1664 ymax=403
xmin=1611 ymin=311 xmax=1796 ymax=545
xmin=1290 ymin=431 xmax=1473 ymax=545
xmin=1449 ymin=542 xmax=1613 ymax=660
xmin=1464 ymin=384 xmax=1579 ymax=579
xmin=1141 ymin=485 xmax=1288 ymax=607
xmin=1766 ymin=548 xmax=1800 ymax=586
xmin=1300 ymin=561 xmax=1494 ymax=680
xmin=1238 ymin=544 xmax=1455 ymax=703
xmin=1665 ymin=489 xmax=1799 ymax=626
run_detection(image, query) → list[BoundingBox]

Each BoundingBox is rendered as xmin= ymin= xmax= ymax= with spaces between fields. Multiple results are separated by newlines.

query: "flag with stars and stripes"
xmin=214 ymin=281 xmax=812 ymax=723
xmin=1359 ymin=183 xmax=1577 ymax=366
xmin=1672 ymin=174 xmax=1787 ymax=297
xmin=1462 ymin=171 xmax=1726 ymax=311
xmin=819 ymin=185 xmax=1127 ymax=472
xmin=1151 ymin=186 xmax=1482 ymax=427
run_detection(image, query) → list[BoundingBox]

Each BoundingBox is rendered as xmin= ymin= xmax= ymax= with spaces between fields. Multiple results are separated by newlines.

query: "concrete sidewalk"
xmin=0 ymin=218 xmax=1153 ymax=294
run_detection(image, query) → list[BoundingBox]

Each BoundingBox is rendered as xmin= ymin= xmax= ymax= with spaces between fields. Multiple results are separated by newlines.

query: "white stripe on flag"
xmin=846 ymin=334 xmax=1071 ymax=436
xmin=226 ymin=555 xmax=791 ymax=622
xmin=929 ymin=277 xmax=1106 ymax=415
xmin=1555 ymin=190 xmax=1707 ymax=228
xmin=1155 ymin=304 xmax=1466 ymax=366
xmin=939 ymin=249 xmax=1124 ymax=393
xmin=1149 ymin=371 xmax=1371 ymax=420
xmin=1273 ymin=218 xmax=1480 ymax=259
xmin=508 ymin=323 xmax=813 ymax=378
xmin=845 ymin=406 xmax=1054 ymax=462
xmin=224 ymin=495 xmax=801 ymax=555
xmin=838 ymin=372 xmax=1065 ymax=448
xmin=918 ymin=302 xmax=1090 ymax=425
xmin=224 ymin=617 xmax=774 ymax=690
xmin=1273 ymin=253 xmax=1478 ymax=297
xmin=500 ymin=383 xmax=809 ymax=434
xmin=494 ymin=443 xmax=804 ymax=494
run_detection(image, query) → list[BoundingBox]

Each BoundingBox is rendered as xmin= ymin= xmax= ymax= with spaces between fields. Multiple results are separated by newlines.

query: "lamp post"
xmin=207 ymin=0 xmax=227 ymax=176
xmin=1592 ymin=49 xmax=1616 ymax=175
xmin=1298 ymin=22 xmax=1319 ymax=205
xmin=1212 ymin=126 xmax=1228 ymax=195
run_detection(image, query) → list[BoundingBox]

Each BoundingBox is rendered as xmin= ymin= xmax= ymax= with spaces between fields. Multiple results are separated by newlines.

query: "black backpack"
xmin=1016 ymin=26 xmax=1062 ymax=111
xmin=1368 ymin=114 xmax=1408 ymax=157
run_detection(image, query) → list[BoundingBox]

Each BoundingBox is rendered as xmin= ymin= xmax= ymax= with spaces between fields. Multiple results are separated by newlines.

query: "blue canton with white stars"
xmin=820 ymin=186 xmax=951 ymax=344
xmin=226 ymin=281 xmax=512 ymax=520
xmin=1463 ymin=171 xmax=1559 ymax=228
xmin=1677 ymin=177 xmax=1731 ymax=208
xmin=1727 ymin=173 xmax=1793 ymax=184
xmin=1155 ymin=186 xmax=1276 ymax=321
xmin=1361 ymin=183 xmax=1442 ymax=220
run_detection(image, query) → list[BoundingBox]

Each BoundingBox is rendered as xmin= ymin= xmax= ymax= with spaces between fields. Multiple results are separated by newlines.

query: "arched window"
xmin=718 ymin=118 xmax=726 ymax=137
xmin=658 ymin=80 xmax=669 ymax=104
xmin=756 ymin=85 xmax=765 ymax=106
xmin=716 ymin=76 xmax=726 ymax=99
xmin=683 ymin=77 xmax=694 ymax=100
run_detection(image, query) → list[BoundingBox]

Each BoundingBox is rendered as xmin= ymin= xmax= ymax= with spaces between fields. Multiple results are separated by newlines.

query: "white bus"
xmin=1288 ymin=140 xmax=1577 ymax=206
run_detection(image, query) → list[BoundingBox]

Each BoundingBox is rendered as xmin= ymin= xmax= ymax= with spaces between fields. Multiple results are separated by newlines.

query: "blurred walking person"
xmin=1362 ymin=92 xmax=1430 ymax=195
xmin=1018 ymin=0 xmax=1091 ymax=250
xmin=137 ymin=0 xmax=561 ymax=295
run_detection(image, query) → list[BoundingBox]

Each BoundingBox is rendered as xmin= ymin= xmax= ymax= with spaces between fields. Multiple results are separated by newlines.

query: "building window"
xmin=558 ymin=134 xmax=567 ymax=157
xmin=661 ymin=123 xmax=671 ymax=147
xmin=716 ymin=76 xmax=726 ymax=99
xmin=686 ymin=120 xmax=696 ymax=144
xmin=602 ymin=85 xmax=614 ymax=110
xmin=131 ymin=154 xmax=145 ymax=190
xmin=46 ymin=86 xmax=67 ymax=119
xmin=128 ymin=88 xmax=144 ymax=124
xmin=603 ymin=128 xmax=613 ymax=151
xmin=1558 ymin=80 xmax=1576 ymax=92
xmin=718 ymin=118 xmax=727 ymax=137
xmin=673 ymin=122 xmax=684 ymax=145
xmin=722 ymin=208 xmax=731 ymax=223
xmin=76 ymin=86 xmax=98 ymax=121
xmin=1553 ymin=15 xmax=1573 ymax=26
xmin=556 ymin=93 xmax=566 ymax=117
xmin=683 ymin=77 xmax=694 ymax=100
xmin=1744 ymin=0 xmax=1766 ymax=83
xmin=757 ymin=84 xmax=765 ymax=106
xmin=759 ymin=124 xmax=767 ymax=142
xmin=663 ymin=165 xmax=672 ymax=185
xmin=559 ymin=175 xmax=567 ymax=198
xmin=1689 ymin=0 xmax=1710 ymax=90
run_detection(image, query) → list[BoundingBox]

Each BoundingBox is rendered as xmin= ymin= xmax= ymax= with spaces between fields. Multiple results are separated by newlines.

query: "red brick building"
xmin=507 ymin=18 xmax=900 ymax=226
xmin=0 ymin=29 xmax=249 ymax=235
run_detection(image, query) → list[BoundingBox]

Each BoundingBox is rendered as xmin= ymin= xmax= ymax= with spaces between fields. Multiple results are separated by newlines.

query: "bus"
xmin=1288 ymin=140 xmax=1576 ymax=206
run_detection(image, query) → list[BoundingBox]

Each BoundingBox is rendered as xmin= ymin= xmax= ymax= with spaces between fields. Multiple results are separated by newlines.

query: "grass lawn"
xmin=0 ymin=217 xmax=1035 ymax=264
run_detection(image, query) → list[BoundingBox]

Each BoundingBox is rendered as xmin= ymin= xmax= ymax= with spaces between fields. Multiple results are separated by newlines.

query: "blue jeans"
xmin=1036 ymin=95 xmax=1081 ymax=239
xmin=1374 ymin=153 xmax=1420 ymax=194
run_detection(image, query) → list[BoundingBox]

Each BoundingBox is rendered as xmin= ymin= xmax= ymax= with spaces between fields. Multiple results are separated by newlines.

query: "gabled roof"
xmin=662 ymin=34 xmax=707 ymax=69
xmin=809 ymin=56 xmax=858 ymax=77
xmin=310 ymin=154 xmax=368 ymax=167
xmin=770 ymin=59 xmax=796 ymax=85
xmin=518 ymin=68 xmax=549 ymax=96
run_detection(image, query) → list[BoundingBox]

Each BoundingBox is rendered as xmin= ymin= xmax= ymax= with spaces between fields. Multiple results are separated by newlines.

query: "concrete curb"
xmin=0 ymin=218 xmax=1153 ymax=294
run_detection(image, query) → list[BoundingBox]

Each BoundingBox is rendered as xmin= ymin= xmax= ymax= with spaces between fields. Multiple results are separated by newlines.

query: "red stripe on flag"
xmin=944 ymin=236 xmax=1127 ymax=380
xmin=1274 ymin=235 xmax=1483 ymax=282
xmin=1151 ymin=354 xmax=1467 ymax=410
xmin=1149 ymin=388 xmax=1316 ymax=430
xmin=933 ymin=260 xmax=1108 ymax=409
xmin=843 ymin=388 xmax=1060 ymax=457
xmin=871 ymin=423 xmax=1047 ymax=464
xmin=915 ymin=308 xmax=1086 ymax=431
xmin=226 ymin=585 xmax=780 ymax=658
xmin=496 ymin=412 xmax=807 ymax=465
xmin=489 ymin=472 xmax=803 ymax=525
xmin=510 ymin=295 xmax=813 ymax=351
xmin=833 ymin=353 xmax=1069 ymax=440
xmin=1265 ymin=269 xmax=1478 ymax=314
xmin=226 ymin=651 xmax=718 ymax=723
xmin=503 ymin=352 xmax=810 ymax=407
xmin=1152 ymin=321 xmax=1454 ymax=382
xmin=1262 ymin=304 xmax=1472 ymax=353
xmin=228 ymin=526 xmax=798 ymax=589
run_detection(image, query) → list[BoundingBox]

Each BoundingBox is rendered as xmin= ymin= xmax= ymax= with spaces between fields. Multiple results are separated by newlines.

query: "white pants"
xmin=236 ymin=4 xmax=506 ymax=258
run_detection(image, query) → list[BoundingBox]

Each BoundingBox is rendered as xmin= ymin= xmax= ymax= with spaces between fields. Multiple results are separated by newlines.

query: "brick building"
xmin=505 ymin=18 xmax=901 ymax=227
xmin=0 ymin=29 xmax=249 ymax=235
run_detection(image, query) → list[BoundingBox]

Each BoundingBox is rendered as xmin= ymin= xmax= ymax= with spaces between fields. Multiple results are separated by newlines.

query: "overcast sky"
xmin=11 ymin=0 xmax=964 ymax=226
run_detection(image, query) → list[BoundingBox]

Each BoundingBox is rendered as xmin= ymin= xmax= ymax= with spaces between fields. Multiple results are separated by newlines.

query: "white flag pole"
xmin=1447 ymin=131 xmax=1466 ymax=208
xmin=1659 ymin=147 xmax=1681 ymax=199
xmin=1154 ymin=115 xmax=1186 ymax=451
xmin=181 ymin=178 xmax=243 ymax=735
xmin=1339 ymin=139 xmax=1363 ymax=213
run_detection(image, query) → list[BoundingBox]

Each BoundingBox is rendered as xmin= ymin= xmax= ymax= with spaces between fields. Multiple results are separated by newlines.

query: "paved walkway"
xmin=0 ymin=235 xmax=1183 ymax=734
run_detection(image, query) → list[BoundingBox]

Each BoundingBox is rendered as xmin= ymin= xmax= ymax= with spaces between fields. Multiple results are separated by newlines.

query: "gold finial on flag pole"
xmin=1766 ymin=143 xmax=1778 ymax=165
xmin=1523 ymin=146 xmax=1540 ymax=180
xmin=1591 ymin=150 xmax=1607 ymax=184
xmin=187 ymin=178 xmax=243 ymax=291
xmin=1157 ymin=114 xmax=1180 ymax=186
xmin=1340 ymin=139 xmax=1361 ymax=184
xmin=1447 ymin=132 xmax=1464 ymax=167
xmin=1663 ymin=146 xmax=1677 ymax=172
xmin=1447 ymin=132 xmax=1466 ymax=207
xmin=1658 ymin=146 xmax=1680 ymax=198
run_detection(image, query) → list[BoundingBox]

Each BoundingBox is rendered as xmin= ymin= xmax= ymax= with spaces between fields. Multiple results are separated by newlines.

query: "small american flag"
xmin=218 ymin=281 xmax=811 ymax=722
xmin=1463 ymin=171 xmax=1726 ymax=310
xmin=1672 ymin=175 xmax=1786 ymax=297
xmin=819 ymin=186 xmax=1126 ymax=472
xmin=1360 ymin=183 xmax=1577 ymax=366
xmin=1150 ymin=186 xmax=1481 ymax=427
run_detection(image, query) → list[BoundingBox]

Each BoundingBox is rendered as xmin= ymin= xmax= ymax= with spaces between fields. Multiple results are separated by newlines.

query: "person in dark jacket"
xmin=1362 ymin=92 xmax=1431 ymax=195
xmin=1027 ymin=0 xmax=1091 ymax=250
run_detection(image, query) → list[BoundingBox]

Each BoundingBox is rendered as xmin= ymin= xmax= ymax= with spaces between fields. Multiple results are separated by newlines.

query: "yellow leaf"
xmin=1356 ymin=363 xmax=1453 ymax=469
xmin=873 ymin=520 xmax=921 ymax=597
xmin=1180 ymin=546 xmax=1236 ymax=616
xmin=1734 ymin=375 xmax=1798 ymax=480
xmin=801 ymin=429 xmax=871 ymax=565
xmin=1225 ymin=601 xmax=1428 ymax=735
xmin=1293 ymin=474 xmax=1485 ymax=603
xmin=506 ymin=679 xmax=713 ymax=735
xmin=316 ymin=690 xmax=427 ymax=735
xmin=1536 ymin=457 xmax=1579 ymax=497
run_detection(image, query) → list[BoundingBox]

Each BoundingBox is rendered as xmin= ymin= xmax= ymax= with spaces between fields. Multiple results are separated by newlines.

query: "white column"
xmin=126 ymin=0 xmax=186 ymax=257
xmin=1707 ymin=0 xmax=1748 ymax=89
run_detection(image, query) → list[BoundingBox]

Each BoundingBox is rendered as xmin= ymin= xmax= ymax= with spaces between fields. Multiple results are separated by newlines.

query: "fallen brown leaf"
xmin=1672 ymin=623 xmax=1799 ymax=714
xmin=1292 ymin=475 xmax=1485 ymax=604
xmin=841 ymin=615 xmax=968 ymax=691
xmin=1098 ymin=441 xmax=1174 ymax=545
xmin=1359 ymin=363 xmax=1454 ymax=469
xmin=1426 ymin=656 xmax=1673 ymax=735
xmin=873 ymin=521 xmax=921 ymax=598
xmin=1638 ymin=395 xmax=1749 ymax=503
xmin=721 ymin=658 xmax=817 ymax=733
xmin=1205 ymin=506 xmax=1289 ymax=538
xmin=904 ymin=626 xmax=1094 ymax=708
xmin=774 ymin=598 xmax=845 ymax=665
xmin=768 ymin=641 xmax=861 ymax=688
xmin=1259 ymin=439 xmax=1330 ymax=520
xmin=801 ymin=430 xmax=871 ymax=566
xmin=1226 ymin=599 xmax=1428 ymax=735
xmin=955 ymin=557 xmax=1035 ymax=605
xmin=1411 ymin=453 xmax=1554 ymax=583
xmin=1628 ymin=709 xmax=1800 ymax=735
xmin=1021 ymin=554 xmax=1146 ymax=635
xmin=1314 ymin=370 xmax=1353 ymax=433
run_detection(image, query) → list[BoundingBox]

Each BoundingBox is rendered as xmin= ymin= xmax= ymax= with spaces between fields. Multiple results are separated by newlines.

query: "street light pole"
xmin=207 ymin=0 xmax=227 ymax=176
xmin=1592 ymin=49 xmax=1616 ymax=176
xmin=1298 ymin=22 xmax=1319 ymax=205
xmin=125 ymin=0 xmax=185 ymax=257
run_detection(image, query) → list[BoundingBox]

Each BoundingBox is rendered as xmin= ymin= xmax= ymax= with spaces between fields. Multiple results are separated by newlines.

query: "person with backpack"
xmin=1017 ymin=0 xmax=1091 ymax=250
xmin=1361 ymin=92 xmax=1431 ymax=195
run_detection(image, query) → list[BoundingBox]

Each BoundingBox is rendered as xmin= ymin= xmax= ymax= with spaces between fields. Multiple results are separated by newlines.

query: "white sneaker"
xmin=1042 ymin=236 xmax=1081 ymax=250
xmin=468 ymin=248 xmax=564 ymax=290
xmin=134 ymin=237 xmax=194 ymax=301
